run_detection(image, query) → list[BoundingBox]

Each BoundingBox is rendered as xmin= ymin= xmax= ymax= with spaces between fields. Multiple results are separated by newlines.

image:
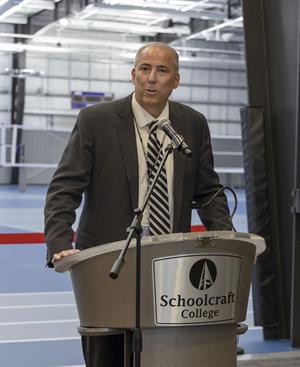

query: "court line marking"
xmin=0 ymin=291 xmax=73 ymax=296
xmin=0 ymin=303 xmax=76 ymax=309
xmin=0 ymin=336 xmax=81 ymax=344
xmin=238 ymin=350 xmax=300 ymax=361
xmin=0 ymin=319 xmax=78 ymax=326
xmin=0 ymin=223 xmax=42 ymax=233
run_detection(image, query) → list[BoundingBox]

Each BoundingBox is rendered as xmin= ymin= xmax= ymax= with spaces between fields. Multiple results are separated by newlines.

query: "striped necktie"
xmin=147 ymin=120 xmax=171 ymax=235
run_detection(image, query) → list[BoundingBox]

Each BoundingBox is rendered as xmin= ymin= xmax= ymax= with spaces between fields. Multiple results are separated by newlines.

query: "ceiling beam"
xmin=65 ymin=18 xmax=191 ymax=36
xmin=93 ymin=3 xmax=226 ymax=21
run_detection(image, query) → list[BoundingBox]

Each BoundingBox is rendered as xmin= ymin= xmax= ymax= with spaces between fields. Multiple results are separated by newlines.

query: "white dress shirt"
xmin=132 ymin=93 xmax=174 ymax=230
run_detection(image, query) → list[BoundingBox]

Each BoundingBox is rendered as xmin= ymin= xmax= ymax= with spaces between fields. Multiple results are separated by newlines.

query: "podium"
xmin=55 ymin=231 xmax=265 ymax=367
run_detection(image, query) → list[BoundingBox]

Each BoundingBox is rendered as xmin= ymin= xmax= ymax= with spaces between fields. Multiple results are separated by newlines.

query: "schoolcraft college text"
xmin=160 ymin=291 xmax=235 ymax=320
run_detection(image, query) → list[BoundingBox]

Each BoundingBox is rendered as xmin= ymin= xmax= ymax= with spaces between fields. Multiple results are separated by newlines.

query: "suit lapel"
xmin=169 ymin=103 xmax=186 ymax=231
xmin=115 ymin=95 xmax=139 ymax=210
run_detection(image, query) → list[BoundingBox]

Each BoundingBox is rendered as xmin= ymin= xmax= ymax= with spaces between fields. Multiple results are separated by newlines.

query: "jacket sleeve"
xmin=193 ymin=115 xmax=233 ymax=231
xmin=44 ymin=108 xmax=94 ymax=266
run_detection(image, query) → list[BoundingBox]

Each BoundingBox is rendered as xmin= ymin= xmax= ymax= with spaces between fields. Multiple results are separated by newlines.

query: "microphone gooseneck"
xmin=158 ymin=119 xmax=193 ymax=157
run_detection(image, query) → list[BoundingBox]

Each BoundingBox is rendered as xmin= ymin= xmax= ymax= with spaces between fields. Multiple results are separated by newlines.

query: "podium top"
xmin=55 ymin=231 xmax=265 ymax=273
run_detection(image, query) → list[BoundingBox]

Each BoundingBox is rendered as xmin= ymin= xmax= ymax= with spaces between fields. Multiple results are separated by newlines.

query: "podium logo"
xmin=189 ymin=259 xmax=217 ymax=290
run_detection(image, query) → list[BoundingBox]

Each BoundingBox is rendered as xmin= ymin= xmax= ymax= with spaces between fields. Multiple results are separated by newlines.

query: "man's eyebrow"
xmin=138 ymin=63 xmax=170 ymax=69
xmin=157 ymin=65 xmax=170 ymax=69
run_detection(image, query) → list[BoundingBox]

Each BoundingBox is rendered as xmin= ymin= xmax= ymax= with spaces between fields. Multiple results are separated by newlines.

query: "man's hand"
xmin=52 ymin=249 xmax=80 ymax=262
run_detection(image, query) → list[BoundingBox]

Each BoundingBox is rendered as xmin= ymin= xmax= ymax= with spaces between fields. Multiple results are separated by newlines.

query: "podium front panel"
xmin=64 ymin=232 xmax=257 ymax=328
xmin=153 ymin=253 xmax=241 ymax=325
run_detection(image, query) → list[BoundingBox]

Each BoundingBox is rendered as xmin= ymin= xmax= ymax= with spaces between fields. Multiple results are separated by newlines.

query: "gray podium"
xmin=55 ymin=231 xmax=265 ymax=367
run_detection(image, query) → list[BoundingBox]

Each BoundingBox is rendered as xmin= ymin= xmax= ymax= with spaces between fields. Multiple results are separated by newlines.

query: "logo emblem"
xmin=189 ymin=259 xmax=217 ymax=290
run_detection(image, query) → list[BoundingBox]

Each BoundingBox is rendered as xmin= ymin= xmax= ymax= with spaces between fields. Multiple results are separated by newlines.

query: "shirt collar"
xmin=132 ymin=93 xmax=169 ymax=128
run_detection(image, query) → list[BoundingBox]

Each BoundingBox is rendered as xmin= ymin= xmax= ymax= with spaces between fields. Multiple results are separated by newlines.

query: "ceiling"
xmin=0 ymin=0 xmax=244 ymax=65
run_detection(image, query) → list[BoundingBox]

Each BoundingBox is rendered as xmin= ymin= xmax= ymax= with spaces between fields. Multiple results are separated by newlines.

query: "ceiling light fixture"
xmin=0 ymin=42 xmax=72 ymax=53
xmin=0 ymin=32 xmax=34 ymax=39
xmin=129 ymin=9 xmax=153 ymax=15
xmin=58 ymin=18 xmax=69 ymax=27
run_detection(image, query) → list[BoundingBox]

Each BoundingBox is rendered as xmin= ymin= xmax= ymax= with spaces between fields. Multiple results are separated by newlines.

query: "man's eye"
xmin=159 ymin=69 xmax=168 ymax=73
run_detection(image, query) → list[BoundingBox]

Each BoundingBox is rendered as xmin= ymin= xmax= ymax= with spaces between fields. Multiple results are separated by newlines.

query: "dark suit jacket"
xmin=44 ymin=94 xmax=232 ymax=265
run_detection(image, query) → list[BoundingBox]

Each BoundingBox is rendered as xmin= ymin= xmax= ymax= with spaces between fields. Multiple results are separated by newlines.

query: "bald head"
xmin=134 ymin=42 xmax=179 ymax=71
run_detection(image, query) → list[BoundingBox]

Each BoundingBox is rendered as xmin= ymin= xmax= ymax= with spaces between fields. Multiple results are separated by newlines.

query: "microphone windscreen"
xmin=158 ymin=118 xmax=170 ymax=130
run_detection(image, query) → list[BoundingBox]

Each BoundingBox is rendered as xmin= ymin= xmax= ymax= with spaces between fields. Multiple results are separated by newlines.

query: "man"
xmin=45 ymin=42 xmax=232 ymax=366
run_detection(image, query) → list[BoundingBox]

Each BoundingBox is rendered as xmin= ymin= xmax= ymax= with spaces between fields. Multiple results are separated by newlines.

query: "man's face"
xmin=131 ymin=46 xmax=180 ymax=117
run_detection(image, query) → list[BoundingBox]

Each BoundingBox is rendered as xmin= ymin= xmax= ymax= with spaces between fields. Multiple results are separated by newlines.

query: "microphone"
xmin=158 ymin=119 xmax=193 ymax=157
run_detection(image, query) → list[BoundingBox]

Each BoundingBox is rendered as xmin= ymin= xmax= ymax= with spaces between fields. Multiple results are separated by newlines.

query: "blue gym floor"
xmin=0 ymin=185 xmax=298 ymax=367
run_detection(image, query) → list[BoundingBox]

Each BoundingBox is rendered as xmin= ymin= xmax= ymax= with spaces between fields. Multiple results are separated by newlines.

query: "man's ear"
xmin=131 ymin=68 xmax=136 ymax=84
xmin=174 ymin=72 xmax=180 ymax=90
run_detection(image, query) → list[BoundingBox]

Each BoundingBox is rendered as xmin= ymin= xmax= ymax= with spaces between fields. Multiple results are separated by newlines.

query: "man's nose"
xmin=148 ymin=69 xmax=157 ymax=83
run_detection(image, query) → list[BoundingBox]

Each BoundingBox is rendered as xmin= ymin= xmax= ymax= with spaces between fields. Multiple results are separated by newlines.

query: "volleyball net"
xmin=0 ymin=124 xmax=71 ymax=168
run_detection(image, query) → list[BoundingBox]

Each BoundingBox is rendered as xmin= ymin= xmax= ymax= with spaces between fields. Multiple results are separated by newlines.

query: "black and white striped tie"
xmin=147 ymin=120 xmax=171 ymax=235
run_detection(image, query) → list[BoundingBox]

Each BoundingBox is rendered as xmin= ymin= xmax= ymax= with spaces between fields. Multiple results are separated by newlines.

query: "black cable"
xmin=190 ymin=186 xmax=238 ymax=232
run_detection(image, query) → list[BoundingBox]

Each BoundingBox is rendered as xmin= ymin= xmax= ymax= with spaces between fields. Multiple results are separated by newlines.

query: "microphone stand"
xmin=109 ymin=144 xmax=174 ymax=367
